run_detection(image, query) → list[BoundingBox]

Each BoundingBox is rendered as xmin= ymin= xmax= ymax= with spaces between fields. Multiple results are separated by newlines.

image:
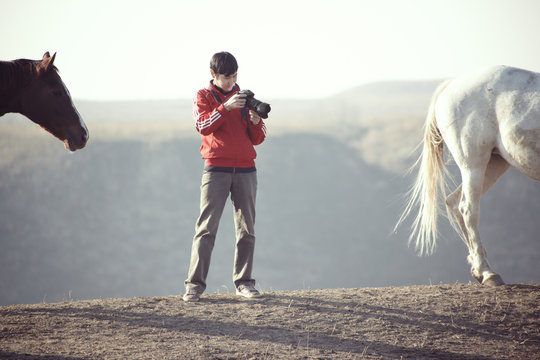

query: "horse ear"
xmin=38 ymin=52 xmax=56 ymax=73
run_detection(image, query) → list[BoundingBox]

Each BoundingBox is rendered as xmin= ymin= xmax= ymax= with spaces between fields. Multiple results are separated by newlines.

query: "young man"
xmin=183 ymin=52 xmax=267 ymax=302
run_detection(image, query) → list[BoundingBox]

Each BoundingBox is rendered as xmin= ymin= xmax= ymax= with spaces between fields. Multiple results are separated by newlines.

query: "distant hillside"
xmin=0 ymin=80 xmax=538 ymax=306
xmin=72 ymin=80 xmax=440 ymax=126
xmin=72 ymin=80 xmax=441 ymax=172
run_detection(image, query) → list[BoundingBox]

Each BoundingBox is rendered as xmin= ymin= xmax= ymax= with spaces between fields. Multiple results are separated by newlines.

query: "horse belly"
xmin=498 ymin=117 xmax=540 ymax=180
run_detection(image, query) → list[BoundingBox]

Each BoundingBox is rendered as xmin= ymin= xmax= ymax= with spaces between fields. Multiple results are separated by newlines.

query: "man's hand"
xmin=223 ymin=93 xmax=246 ymax=111
xmin=249 ymin=110 xmax=261 ymax=125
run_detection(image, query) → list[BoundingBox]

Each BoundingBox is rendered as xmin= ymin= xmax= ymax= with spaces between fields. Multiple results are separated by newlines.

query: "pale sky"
xmin=2 ymin=0 xmax=540 ymax=100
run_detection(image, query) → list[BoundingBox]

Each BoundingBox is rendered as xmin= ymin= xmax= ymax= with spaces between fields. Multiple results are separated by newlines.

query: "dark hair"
xmin=210 ymin=52 xmax=238 ymax=76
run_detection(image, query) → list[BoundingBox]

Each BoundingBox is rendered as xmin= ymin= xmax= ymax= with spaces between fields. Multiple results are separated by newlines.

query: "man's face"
xmin=213 ymin=72 xmax=237 ymax=92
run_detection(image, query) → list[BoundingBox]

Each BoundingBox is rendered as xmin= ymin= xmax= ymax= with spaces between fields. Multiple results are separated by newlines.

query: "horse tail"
xmin=396 ymin=79 xmax=453 ymax=255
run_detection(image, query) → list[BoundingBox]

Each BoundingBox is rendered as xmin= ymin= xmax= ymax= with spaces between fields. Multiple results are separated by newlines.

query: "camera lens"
xmin=256 ymin=103 xmax=271 ymax=119
xmin=240 ymin=89 xmax=271 ymax=119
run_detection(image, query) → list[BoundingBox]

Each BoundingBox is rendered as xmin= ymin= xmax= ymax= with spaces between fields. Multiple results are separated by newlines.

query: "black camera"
xmin=238 ymin=90 xmax=271 ymax=119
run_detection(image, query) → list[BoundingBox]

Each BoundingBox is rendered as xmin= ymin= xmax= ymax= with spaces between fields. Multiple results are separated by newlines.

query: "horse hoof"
xmin=471 ymin=272 xmax=483 ymax=284
xmin=482 ymin=274 xmax=505 ymax=286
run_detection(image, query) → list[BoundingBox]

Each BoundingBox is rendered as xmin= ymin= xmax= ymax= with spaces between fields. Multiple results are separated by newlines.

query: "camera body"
xmin=238 ymin=90 xmax=271 ymax=119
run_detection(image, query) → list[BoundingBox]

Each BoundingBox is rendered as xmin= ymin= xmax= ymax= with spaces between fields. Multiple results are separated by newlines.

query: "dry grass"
xmin=1 ymin=284 xmax=539 ymax=359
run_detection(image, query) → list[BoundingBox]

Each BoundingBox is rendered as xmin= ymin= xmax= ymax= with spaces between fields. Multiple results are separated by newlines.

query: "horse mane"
xmin=0 ymin=59 xmax=58 ymax=94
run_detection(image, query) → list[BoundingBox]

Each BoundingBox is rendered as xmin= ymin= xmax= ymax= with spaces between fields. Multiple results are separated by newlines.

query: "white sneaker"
xmin=183 ymin=288 xmax=202 ymax=302
xmin=236 ymin=285 xmax=262 ymax=298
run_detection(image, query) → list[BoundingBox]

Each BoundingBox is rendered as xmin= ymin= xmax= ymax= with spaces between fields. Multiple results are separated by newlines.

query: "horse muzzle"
xmin=64 ymin=125 xmax=89 ymax=151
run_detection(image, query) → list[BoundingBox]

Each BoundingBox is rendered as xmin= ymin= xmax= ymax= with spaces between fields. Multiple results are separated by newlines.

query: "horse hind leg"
xmin=446 ymin=185 xmax=498 ymax=285
xmin=459 ymin=154 xmax=509 ymax=286
xmin=459 ymin=169 xmax=493 ymax=285
xmin=446 ymin=185 xmax=470 ymax=247
xmin=478 ymin=154 xmax=509 ymax=286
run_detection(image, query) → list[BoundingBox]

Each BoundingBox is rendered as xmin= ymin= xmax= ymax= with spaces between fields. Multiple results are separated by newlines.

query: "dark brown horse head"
xmin=19 ymin=52 xmax=88 ymax=151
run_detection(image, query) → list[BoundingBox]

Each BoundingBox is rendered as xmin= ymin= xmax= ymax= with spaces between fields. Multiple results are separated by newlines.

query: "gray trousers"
xmin=184 ymin=169 xmax=257 ymax=293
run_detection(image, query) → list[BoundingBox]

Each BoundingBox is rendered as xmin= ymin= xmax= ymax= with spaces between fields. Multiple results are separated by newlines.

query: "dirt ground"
xmin=0 ymin=284 xmax=539 ymax=359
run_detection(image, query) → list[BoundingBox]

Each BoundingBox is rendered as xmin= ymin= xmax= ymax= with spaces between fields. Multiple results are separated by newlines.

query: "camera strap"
xmin=210 ymin=89 xmax=223 ymax=105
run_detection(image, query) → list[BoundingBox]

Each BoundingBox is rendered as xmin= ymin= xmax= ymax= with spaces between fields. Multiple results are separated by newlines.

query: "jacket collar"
xmin=209 ymin=80 xmax=239 ymax=102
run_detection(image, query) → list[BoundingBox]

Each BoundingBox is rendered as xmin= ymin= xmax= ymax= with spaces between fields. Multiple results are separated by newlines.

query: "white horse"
xmin=398 ymin=65 xmax=540 ymax=286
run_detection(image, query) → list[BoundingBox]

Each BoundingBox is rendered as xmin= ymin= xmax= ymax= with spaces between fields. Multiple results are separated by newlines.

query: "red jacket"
xmin=193 ymin=81 xmax=267 ymax=167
